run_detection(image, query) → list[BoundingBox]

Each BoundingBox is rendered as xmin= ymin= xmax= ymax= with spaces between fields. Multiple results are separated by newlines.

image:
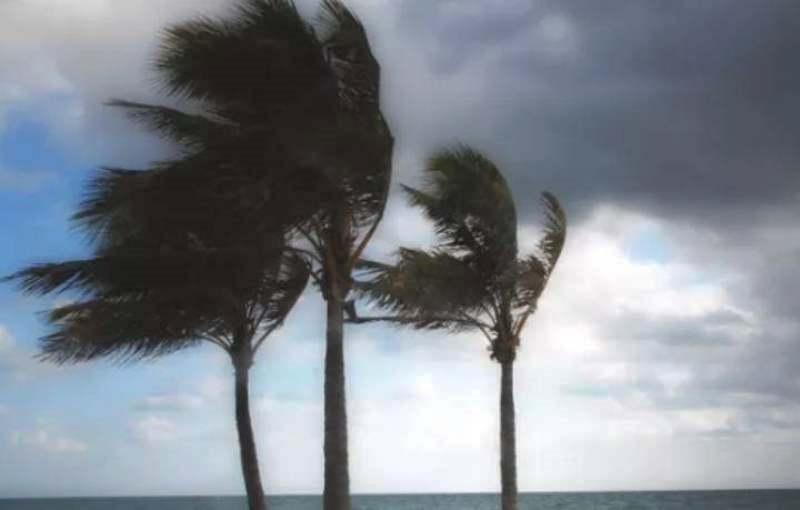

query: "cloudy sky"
xmin=2 ymin=0 xmax=800 ymax=498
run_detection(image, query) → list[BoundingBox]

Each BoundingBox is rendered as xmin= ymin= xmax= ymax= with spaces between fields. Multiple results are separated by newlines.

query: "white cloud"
xmin=0 ymin=326 xmax=46 ymax=382
xmin=253 ymin=375 xmax=498 ymax=494
xmin=0 ymin=0 xmax=234 ymax=159
xmin=137 ymin=393 xmax=204 ymax=412
xmin=508 ymin=204 xmax=778 ymax=448
xmin=197 ymin=374 xmax=230 ymax=402
xmin=132 ymin=415 xmax=179 ymax=444
xmin=133 ymin=373 xmax=233 ymax=416
xmin=10 ymin=427 xmax=88 ymax=454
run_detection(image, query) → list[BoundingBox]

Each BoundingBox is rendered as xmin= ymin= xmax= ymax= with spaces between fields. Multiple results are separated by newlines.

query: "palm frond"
xmin=512 ymin=192 xmax=567 ymax=334
xmin=257 ymin=252 xmax=311 ymax=325
xmin=155 ymin=0 xmax=325 ymax=111
xmin=16 ymin=241 xmax=304 ymax=364
xmin=40 ymin=298 xmax=209 ymax=364
xmin=357 ymin=248 xmax=486 ymax=330
xmin=402 ymin=185 xmax=483 ymax=256
xmin=7 ymin=246 xmax=277 ymax=300
xmin=319 ymin=0 xmax=378 ymax=111
xmin=514 ymin=254 xmax=547 ymax=309
xmin=353 ymin=257 xmax=392 ymax=274
xmin=107 ymin=100 xmax=230 ymax=149
xmin=7 ymin=259 xmax=115 ymax=297
xmin=71 ymin=167 xmax=153 ymax=244
xmin=538 ymin=191 xmax=567 ymax=271
xmin=404 ymin=146 xmax=518 ymax=290
xmin=73 ymin=144 xmax=315 ymax=252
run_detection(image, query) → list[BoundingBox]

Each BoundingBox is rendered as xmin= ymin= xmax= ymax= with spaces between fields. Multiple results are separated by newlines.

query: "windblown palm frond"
xmin=9 ymin=245 xmax=308 ymax=363
xmin=72 ymin=147 xmax=315 ymax=252
xmin=40 ymin=297 xmax=210 ymax=364
xmin=514 ymin=254 xmax=547 ymax=309
xmin=106 ymin=100 xmax=231 ymax=150
xmin=255 ymin=252 xmax=311 ymax=326
xmin=403 ymin=146 xmax=518 ymax=282
xmin=156 ymin=0 xmax=326 ymax=111
xmin=1 ymin=253 xmax=245 ymax=299
xmin=319 ymin=0 xmax=379 ymax=112
xmin=513 ymin=193 xmax=566 ymax=308
xmin=358 ymin=248 xmax=486 ymax=330
xmin=538 ymin=191 xmax=567 ymax=270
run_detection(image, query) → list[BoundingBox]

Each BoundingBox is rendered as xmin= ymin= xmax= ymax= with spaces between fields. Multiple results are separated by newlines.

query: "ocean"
xmin=1 ymin=491 xmax=799 ymax=510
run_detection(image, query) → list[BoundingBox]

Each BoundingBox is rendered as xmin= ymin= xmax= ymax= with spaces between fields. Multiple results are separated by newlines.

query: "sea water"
xmin=2 ymin=491 xmax=799 ymax=509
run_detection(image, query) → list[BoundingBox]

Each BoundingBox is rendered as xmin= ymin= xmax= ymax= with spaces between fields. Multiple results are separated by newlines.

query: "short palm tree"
xmin=7 ymin=231 xmax=309 ymax=510
xmin=356 ymin=147 xmax=566 ymax=510
xmin=20 ymin=2 xmax=391 ymax=509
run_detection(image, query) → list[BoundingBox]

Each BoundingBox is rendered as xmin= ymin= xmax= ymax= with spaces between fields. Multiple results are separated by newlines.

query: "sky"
xmin=1 ymin=0 xmax=800 ymax=498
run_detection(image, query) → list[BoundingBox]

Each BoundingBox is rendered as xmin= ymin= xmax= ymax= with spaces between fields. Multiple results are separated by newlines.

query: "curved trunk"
xmin=234 ymin=362 xmax=267 ymax=510
xmin=500 ymin=360 xmax=518 ymax=510
xmin=323 ymin=296 xmax=351 ymax=510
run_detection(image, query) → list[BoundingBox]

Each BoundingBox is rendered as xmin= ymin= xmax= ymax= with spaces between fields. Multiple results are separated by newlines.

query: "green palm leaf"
xmin=359 ymin=248 xmax=486 ymax=329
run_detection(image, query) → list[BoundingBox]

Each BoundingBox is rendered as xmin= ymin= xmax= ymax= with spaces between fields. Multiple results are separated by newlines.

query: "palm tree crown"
xmin=9 ymin=242 xmax=309 ymax=365
xmin=76 ymin=0 xmax=391 ymax=257
xmin=359 ymin=145 xmax=566 ymax=362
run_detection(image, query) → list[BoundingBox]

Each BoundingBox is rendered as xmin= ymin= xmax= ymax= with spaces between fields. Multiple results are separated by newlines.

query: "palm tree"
xmin=355 ymin=146 xmax=566 ymax=510
xmin=25 ymin=2 xmax=391 ymax=509
xmin=7 ymin=231 xmax=309 ymax=510
xmin=145 ymin=3 xmax=392 ymax=508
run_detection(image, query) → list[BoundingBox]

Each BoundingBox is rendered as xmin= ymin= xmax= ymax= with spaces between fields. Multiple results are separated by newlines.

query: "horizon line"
xmin=5 ymin=487 xmax=800 ymax=500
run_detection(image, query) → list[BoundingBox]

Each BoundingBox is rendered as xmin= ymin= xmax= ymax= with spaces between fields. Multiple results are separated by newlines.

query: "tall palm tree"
xmin=288 ymin=6 xmax=393 ymax=507
xmin=40 ymin=2 xmax=391 ymax=509
xmin=356 ymin=146 xmax=566 ymax=510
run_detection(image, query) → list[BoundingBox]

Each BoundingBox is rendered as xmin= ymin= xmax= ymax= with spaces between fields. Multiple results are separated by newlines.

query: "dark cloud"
xmin=565 ymin=313 xmax=800 ymax=435
xmin=395 ymin=0 xmax=539 ymax=73
xmin=605 ymin=308 xmax=749 ymax=349
xmin=391 ymin=0 xmax=800 ymax=224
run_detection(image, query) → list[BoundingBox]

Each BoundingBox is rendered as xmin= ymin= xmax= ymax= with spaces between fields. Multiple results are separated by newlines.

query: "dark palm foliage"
xmin=21 ymin=2 xmax=392 ymax=510
xmin=78 ymin=0 xmax=390 ymax=252
xmin=356 ymin=146 xmax=566 ymax=510
xmin=11 ymin=244 xmax=308 ymax=364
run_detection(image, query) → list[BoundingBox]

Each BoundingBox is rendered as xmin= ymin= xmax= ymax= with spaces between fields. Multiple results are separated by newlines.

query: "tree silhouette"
xmin=7 ymin=2 xmax=391 ymax=509
xmin=356 ymin=146 xmax=566 ymax=510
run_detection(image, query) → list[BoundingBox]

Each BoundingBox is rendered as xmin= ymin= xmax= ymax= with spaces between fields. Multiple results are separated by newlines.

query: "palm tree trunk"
xmin=323 ymin=296 xmax=351 ymax=510
xmin=500 ymin=360 xmax=518 ymax=510
xmin=234 ymin=361 xmax=268 ymax=510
